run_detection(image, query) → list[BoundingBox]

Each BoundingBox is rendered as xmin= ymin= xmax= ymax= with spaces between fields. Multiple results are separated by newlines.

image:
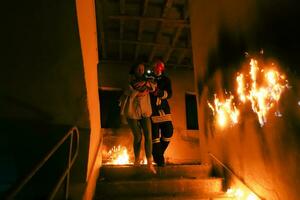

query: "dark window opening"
xmin=99 ymin=89 xmax=123 ymax=128
xmin=185 ymin=93 xmax=199 ymax=130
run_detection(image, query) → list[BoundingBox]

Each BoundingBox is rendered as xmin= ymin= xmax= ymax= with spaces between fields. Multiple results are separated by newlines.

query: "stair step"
xmin=95 ymin=164 xmax=224 ymax=200
xmin=94 ymin=193 xmax=233 ymax=200
xmin=95 ymin=177 xmax=223 ymax=198
xmin=100 ymin=164 xmax=212 ymax=181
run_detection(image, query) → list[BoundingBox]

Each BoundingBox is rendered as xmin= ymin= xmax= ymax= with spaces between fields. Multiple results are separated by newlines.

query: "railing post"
xmin=5 ymin=127 xmax=79 ymax=200
xmin=65 ymin=130 xmax=74 ymax=200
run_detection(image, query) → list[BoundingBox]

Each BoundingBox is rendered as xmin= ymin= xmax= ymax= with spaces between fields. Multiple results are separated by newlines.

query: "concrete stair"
xmin=94 ymin=164 xmax=232 ymax=200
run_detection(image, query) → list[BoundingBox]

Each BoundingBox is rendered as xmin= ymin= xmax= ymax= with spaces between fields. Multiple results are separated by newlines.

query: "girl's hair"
xmin=129 ymin=62 xmax=144 ymax=75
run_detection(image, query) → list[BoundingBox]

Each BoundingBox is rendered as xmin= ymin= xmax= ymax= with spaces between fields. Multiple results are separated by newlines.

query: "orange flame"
xmin=226 ymin=187 xmax=260 ymax=200
xmin=237 ymin=74 xmax=246 ymax=103
xmin=208 ymin=56 xmax=288 ymax=127
xmin=106 ymin=145 xmax=130 ymax=165
xmin=236 ymin=58 xmax=287 ymax=126
xmin=104 ymin=145 xmax=148 ymax=165
xmin=208 ymin=94 xmax=240 ymax=127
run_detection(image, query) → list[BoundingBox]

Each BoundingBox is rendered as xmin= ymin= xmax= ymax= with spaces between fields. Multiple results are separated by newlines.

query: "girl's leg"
xmin=127 ymin=118 xmax=142 ymax=165
xmin=140 ymin=117 xmax=156 ymax=174
xmin=140 ymin=117 xmax=152 ymax=158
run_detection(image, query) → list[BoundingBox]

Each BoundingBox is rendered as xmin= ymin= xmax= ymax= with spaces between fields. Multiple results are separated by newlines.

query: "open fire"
xmin=104 ymin=145 xmax=130 ymax=165
xmin=226 ymin=187 xmax=260 ymax=200
xmin=208 ymin=56 xmax=289 ymax=127
xmin=103 ymin=145 xmax=147 ymax=165
xmin=208 ymin=93 xmax=239 ymax=127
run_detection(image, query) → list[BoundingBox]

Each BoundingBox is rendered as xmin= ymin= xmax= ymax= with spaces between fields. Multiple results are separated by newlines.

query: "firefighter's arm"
xmin=155 ymin=78 xmax=172 ymax=99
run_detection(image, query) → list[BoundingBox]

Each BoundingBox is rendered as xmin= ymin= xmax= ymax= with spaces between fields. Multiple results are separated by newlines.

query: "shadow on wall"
xmin=0 ymin=96 xmax=53 ymax=121
xmin=0 ymin=121 xmax=78 ymax=198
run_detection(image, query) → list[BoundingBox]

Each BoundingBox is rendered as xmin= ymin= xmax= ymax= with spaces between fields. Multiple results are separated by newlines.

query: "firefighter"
xmin=150 ymin=60 xmax=173 ymax=167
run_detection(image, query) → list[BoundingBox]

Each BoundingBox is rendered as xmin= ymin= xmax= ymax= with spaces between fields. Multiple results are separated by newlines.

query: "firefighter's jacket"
xmin=150 ymin=74 xmax=172 ymax=123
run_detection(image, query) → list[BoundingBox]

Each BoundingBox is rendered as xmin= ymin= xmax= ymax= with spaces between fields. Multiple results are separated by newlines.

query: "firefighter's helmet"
xmin=154 ymin=61 xmax=165 ymax=73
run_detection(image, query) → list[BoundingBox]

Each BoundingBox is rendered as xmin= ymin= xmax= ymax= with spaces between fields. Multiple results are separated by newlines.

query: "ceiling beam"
xmin=177 ymin=49 xmax=186 ymax=64
xmin=135 ymin=0 xmax=149 ymax=60
xmin=109 ymin=39 xmax=192 ymax=51
xmin=163 ymin=26 xmax=183 ymax=62
xmin=167 ymin=62 xmax=193 ymax=69
xmin=142 ymin=0 xmax=149 ymax=16
xmin=119 ymin=20 xmax=124 ymax=60
xmin=119 ymin=0 xmax=125 ymax=60
xmin=177 ymin=29 xmax=192 ymax=64
xmin=182 ymin=0 xmax=189 ymax=20
xmin=120 ymin=0 xmax=125 ymax=14
xmin=180 ymin=27 xmax=193 ymax=65
xmin=109 ymin=15 xmax=189 ymax=26
xmin=164 ymin=1 xmax=190 ymax=63
xmin=99 ymin=59 xmax=193 ymax=69
xmin=96 ymin=0 xmax=107 ymax=59
xmin=177 ymin=32 xmax=192 ymax=64
xmin=149 ymin=0 xmax=174 ymax=62
xmin=100 ymin=32 xmax=107 ymax=59
xmin=161 ymin=0 xmax=173 ymax=18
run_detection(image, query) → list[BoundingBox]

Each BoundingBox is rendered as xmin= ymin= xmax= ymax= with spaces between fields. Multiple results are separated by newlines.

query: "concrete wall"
xmin=98 ymin=62 xmax=201 ymax=163
xmin=1 ymin=0 xmax=100 ymax=198
xmin=76 ymin=0 xmax=102 ymax=199
xmin=189 ymin=0 xmax=300 ymax=199
xmin=76 ymin=0 xmax=101 ymax=183
xmin=1 ymin=1 xmax=89 ymax=126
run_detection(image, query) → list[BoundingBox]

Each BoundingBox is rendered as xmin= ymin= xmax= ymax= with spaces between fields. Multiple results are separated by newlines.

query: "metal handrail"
xmin=209 ymin=152 xmax=265 ymax=200
xmin=4 ymin=126 xmax=80 ymax=200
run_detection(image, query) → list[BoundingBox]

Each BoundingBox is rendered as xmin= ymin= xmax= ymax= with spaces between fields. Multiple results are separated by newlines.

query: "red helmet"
xmin=154 ymin=61 xmax=165 ymax=73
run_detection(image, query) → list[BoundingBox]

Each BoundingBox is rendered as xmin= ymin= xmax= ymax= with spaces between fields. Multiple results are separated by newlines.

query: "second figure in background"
xmin=150 ymin=59 xmax=174 ymax=167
